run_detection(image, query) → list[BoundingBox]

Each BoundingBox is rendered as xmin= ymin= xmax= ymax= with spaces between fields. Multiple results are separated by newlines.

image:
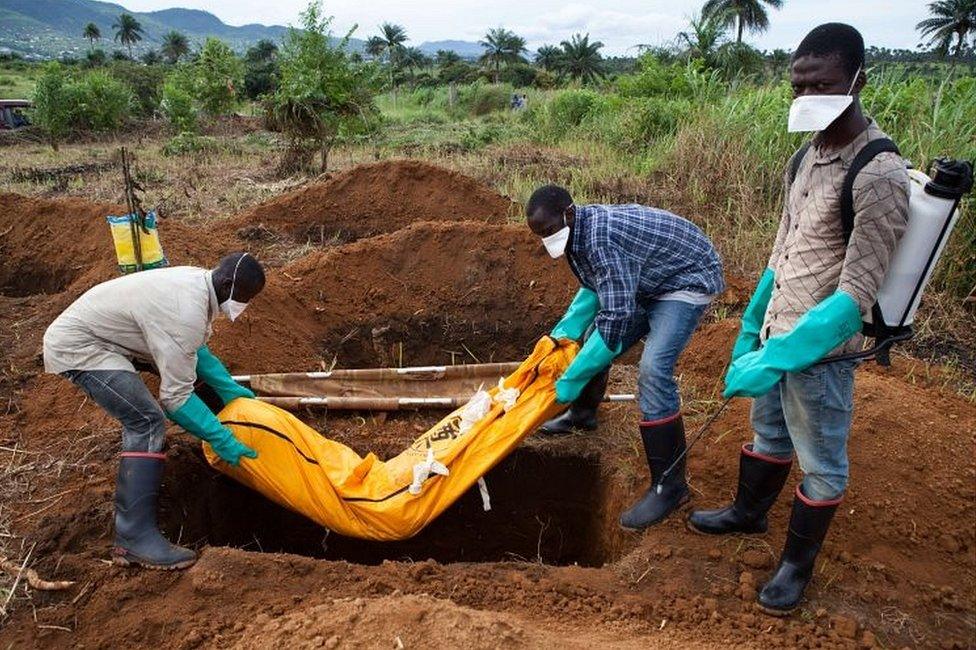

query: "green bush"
xmin=108 ymin=61 xmax=166 ymax=117
xmin=71 ymin=70 xmax=133 ymax=131
xmin=160 ymin=69 xmax=198 ymax=133
xmin=499 ymin=63 xmax=538 ymax=88
xmin=457 ymin=82 xmax=513 ymax=117
xmin=616 ymin=56 xmax=694 ymax=99
xmin=193 ymin=37 xmax=243 ymax=115
xmin=162 ymin=132 xmax=219 ymax=156
xmin=32 ymin=62 xmax=72 ymax=148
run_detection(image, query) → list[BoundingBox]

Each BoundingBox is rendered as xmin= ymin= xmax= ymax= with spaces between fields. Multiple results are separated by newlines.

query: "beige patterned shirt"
xmin=762 ymin=121 xmax=910 ymax=355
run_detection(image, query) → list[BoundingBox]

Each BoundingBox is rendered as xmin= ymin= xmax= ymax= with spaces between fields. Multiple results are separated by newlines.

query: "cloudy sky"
xmin=120 ymin=0 xmax=931 ymax=55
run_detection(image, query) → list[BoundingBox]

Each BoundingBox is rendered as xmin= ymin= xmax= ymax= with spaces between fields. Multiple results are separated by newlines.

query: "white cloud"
xmin=120 ymin=0 xmax=931 ymax=54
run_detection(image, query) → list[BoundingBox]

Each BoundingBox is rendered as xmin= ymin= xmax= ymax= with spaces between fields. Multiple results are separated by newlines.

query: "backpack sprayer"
xmin=657 ymin=154 xmax=974 ymax=491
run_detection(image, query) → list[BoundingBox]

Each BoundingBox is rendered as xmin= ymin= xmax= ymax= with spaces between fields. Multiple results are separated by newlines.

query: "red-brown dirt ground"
xmin=0 ymin=161 xmax=972 ymax=649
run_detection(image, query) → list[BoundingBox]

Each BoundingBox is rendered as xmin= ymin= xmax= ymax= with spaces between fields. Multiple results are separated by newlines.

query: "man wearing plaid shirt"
xmin=527 ymin=185 xmax=724 ymax=530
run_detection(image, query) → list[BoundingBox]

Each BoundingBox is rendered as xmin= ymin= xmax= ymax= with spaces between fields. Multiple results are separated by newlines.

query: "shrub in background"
xmin=193 ymin=37 xmax=243 ymax=115
xmin=160 ymin=67 xmax=198 ymax=133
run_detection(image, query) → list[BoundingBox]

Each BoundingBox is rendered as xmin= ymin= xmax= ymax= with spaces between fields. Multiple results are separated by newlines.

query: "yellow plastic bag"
xmin=207 ymin=337 xmax=578 ymax=541
xmin=107 ymin=211 xmax=167 ymax=274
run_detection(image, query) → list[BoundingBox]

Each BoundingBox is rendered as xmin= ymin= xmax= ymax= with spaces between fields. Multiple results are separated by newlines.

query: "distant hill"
xmin=417 ymin=40 xmax=483 ymax=60
xmin=0 ymin=0 xmax=363 ymax=58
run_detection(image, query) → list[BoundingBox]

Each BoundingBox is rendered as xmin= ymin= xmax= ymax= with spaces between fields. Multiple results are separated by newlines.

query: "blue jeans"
xmin=63 ymin=370 xmax=167 ymax=453
xmin=610 ymin=300 xmax=708 ymax=422
xmin=751 ymin=360 xmax=857 ymax=501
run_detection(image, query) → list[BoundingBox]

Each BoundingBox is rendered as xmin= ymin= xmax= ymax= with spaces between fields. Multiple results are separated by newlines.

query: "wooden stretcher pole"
xmin=232 ymin=362 xmax=522 ymax=384
xmin=255 ymin=394 xmax=636 ymax=411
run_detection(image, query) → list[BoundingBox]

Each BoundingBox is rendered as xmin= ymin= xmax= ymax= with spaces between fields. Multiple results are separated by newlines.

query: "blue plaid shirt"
xmin=567 ymin=204 xmax=724 ymax=350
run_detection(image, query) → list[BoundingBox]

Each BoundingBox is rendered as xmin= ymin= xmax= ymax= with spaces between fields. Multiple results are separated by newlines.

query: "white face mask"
xmin=787 ymin=66 xmax=860 ymax=133
xmin=219 ymin=254 xmax=250 ymax=322
xmin=541 ymin=208 xmax=572 ymax=259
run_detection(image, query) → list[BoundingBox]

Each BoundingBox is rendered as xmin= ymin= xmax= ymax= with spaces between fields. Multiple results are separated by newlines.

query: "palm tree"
xmin=364 ymin=36 xmax=386 ymax=60
xmin=534 ymin=44 xmax=562 ymax=71
xmin=702 ymin=0 xmax=784 ymax=44
xmin=112 ymin=13 xmax=144 ymax=58
xmin=246 ymin=39 xmax=278 ymax=63
xmin=556 ymin=33 xmax=606 ymax=83
xmin=83 ymin=23 xmax=101 ymax=50
xmin=141 ymin=49 xmax=162 ymax=65
xmin=677 ymin=13 xmax=727 ymax=66
xmin=161 ymin=30 xmax=190 ymax=64
xmin=916 ymin=0 xmax=976 ymax=58
xmin=373 ymin=23 xmax=408 ymax=92
xmin=435 ymin=49 xmax=461 ymax=66
xmin=479 ymin=27 xmax=527 ymax=83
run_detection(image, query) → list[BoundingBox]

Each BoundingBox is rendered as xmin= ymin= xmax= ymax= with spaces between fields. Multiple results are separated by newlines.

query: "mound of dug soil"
xmin=272 ymin=220 xmax=576 ymax=367
xmin=229 ymin=159 xmax=518 ymax=243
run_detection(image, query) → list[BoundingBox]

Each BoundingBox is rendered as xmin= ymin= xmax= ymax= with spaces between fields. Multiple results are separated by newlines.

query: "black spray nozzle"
xmin=926 ymin=158 xmax=974 ymax=199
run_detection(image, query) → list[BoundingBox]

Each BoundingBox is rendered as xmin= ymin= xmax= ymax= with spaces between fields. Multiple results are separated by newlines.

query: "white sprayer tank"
xmin=866 ymin=167 xmax=965 ymax=331
xmin=865 ymin=161 xmax=972 ymax=330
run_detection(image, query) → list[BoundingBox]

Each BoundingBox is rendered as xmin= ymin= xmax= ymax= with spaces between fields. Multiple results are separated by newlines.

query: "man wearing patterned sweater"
xmin=527 ymin=186 xmax=724 ymax=530
xmin=689 ymin=24 xmax=910 ymax=615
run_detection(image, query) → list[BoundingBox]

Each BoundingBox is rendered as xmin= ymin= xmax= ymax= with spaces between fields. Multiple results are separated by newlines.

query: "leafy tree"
xmin=192 ymin=38 xmax=243 ymax=115
xmin=72 ymin=70 xmax=133 ymax=131
xmin=499 ymin=62 xmax=538 ymax=86
xmin=111 ymin=50 xmax=130 ymax=61
xmin=440 ymin=61 xmax=479 ymax=84
xmin=435 ymin=49 xmax=461 ymax=66
xmin=244 ymin=39 xmax=280 ymax=99
xmin=109 ymin=61 xmax=166 ymax=116
xmin=141 ymin=49 xmax=162 ymax=65
xmin=556 ymin=33 xmax=606 ymax=83
xmin=917 ymin=0 xmax=976 ymax=58
xmin=701 ymin=0 xmax=784 ymax=44
xmin=32 ymin=62 xmax=72 ymax=149
xmin=247 ymin=39 xmax=279 ymax=63
xmin=113 ymin=13 xmax=144 ymax=58
xmin=162 ymin=30 xmax=190 ymax=64
xmin=479 ymin=28 xmax=527 ymax=83
xmin=83 ymin=23 xmax=101 ymax=50
xmin=535 ymin=44 xmax=562 ymax=71
xmin=272 ymin=1 xmax=378 ymax=172
xmin=161 ymin=66 xmax=198 ymax=132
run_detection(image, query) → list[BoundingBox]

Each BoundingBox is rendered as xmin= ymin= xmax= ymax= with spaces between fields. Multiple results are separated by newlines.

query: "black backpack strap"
xmin=840 ymin=138 xmax=900 ymax=244
xmin=788 ymin=141 xmax=812 ymax=186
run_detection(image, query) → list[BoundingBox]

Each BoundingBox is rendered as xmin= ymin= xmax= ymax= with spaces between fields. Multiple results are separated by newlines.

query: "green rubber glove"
xmin=167 ymin=393 xmax=258 ymax=466
xmin=196 ymin=345 xmax=255 ymax=406
xmin=551 ymin=288 xmax=600 ymax=341
xmin=730 ymin=268 xmax=775 ymax=363
xmin=555 ymin=329 xmax=620 ymax=404
xmin=723 ymin=291 xmax=862 ymax=398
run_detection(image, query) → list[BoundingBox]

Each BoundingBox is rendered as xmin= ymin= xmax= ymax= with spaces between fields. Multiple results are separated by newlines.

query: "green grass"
xmin=0 ymin=62 xmax=38 ymax=99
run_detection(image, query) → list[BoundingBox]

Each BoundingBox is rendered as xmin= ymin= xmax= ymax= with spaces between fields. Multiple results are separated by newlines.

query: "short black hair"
xmin=793 ymin=23 xmax=865 ymax=77
xmin=215 ymin=252 xmax=265 ymax=300
xmin=526 ymin=184 xmax=573 ymax=218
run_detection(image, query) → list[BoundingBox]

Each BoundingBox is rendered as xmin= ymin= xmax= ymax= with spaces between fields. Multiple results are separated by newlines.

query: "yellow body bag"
xmin=206 ymin=337 xmax=578 ymax=541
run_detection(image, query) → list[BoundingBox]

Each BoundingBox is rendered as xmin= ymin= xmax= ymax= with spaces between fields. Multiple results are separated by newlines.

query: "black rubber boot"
xmin=619 ymin=415 xmax=689 ymax=530
xmin=687 ymin=444 xmax=792 ymax=535
xmin=113 ymin=453 xmax=197 ymax=570
xmin=757 ymin=486 xmax=840 ymax=616
xmin=539 ymin=369 xmax=609 ymax=434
